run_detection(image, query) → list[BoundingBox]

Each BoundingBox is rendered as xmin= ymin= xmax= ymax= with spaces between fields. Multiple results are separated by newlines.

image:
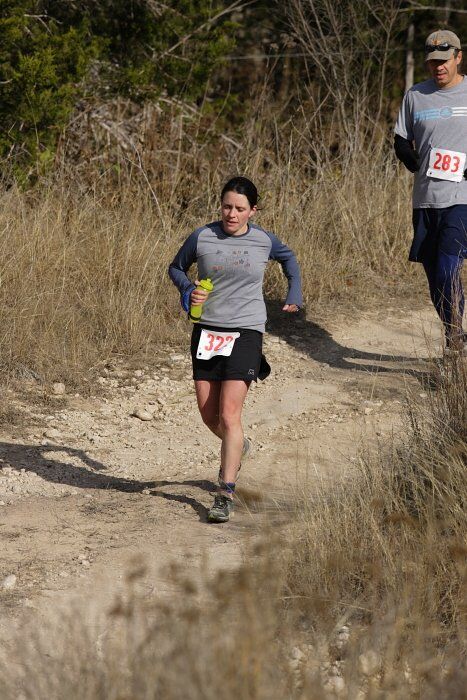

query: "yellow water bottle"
xmin=189 ymin=278 xmax=214 ymax=322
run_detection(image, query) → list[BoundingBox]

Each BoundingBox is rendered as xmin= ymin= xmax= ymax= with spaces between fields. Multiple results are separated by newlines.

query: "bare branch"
xmin=283 ymin=0 xmax=402 ymax=161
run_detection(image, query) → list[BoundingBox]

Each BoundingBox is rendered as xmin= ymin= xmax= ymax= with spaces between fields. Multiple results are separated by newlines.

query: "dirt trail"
xmin=0 ymin=305 xmax=440 ymax=637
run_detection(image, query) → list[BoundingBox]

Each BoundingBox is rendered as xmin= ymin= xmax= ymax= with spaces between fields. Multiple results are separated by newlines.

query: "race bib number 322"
xmin=427 ymin=147 xmax=466 ymax=183
xmin=197 ymin=329 xmax=240 ymax=360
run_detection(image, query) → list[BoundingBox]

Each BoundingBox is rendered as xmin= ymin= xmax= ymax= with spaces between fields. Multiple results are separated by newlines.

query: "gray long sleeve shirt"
xmin=168 ymin=221 xmax=303 ymax=333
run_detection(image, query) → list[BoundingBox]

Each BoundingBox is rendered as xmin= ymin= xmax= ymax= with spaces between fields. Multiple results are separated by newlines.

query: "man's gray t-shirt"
xmin=395 ymin=76 xmax=467 ymax=208
xmin=168 ymin=222 xmax=302 ymax=333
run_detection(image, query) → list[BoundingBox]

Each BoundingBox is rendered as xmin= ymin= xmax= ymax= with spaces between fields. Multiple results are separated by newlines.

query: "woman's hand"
xmin=282 ymin=304 xmax=299 ymax=313
xmin=190 ymin=280 xmax=209 ymax=305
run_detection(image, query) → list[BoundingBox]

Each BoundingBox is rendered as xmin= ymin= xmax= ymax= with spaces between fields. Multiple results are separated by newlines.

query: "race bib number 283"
xmin=427 ymin=147 xmax=466 ymax=183
xmin=197 ymin=329 xmax=240 ymax=360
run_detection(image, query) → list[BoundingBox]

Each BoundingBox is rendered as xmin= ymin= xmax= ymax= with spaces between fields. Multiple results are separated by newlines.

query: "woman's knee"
xmin=219 ymin=407 xmax=242 ymax=431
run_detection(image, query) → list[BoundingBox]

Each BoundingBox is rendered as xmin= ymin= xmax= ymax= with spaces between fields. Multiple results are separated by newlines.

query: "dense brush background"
xmin=4 ymin=0 xmax=459 ymax=384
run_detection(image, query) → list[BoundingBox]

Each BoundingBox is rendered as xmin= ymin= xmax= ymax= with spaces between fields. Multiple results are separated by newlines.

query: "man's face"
xmin=427 ymin=51 xmax=462 ymax=88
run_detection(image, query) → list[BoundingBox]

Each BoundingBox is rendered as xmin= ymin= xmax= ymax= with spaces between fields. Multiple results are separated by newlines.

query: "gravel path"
xmin=0 ymin=305 xmax=441 ymax=635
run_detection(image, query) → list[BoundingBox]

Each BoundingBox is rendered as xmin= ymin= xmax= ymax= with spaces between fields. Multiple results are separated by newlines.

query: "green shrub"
xmin=0 ymin=0 xmax=234 ymax=177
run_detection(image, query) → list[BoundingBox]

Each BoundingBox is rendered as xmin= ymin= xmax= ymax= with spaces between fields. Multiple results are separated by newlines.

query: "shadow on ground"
xmin=0 ymin=306 xmax=437 ymax=521
xmin=0 ymin=442 xmax=214 ymax=520
xmin=265 ymin=301 xmax=434 ymax=379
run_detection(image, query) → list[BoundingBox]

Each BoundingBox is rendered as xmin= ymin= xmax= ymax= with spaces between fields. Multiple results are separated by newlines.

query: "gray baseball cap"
xmin=425 ymin=30 xmax=462 ymax=61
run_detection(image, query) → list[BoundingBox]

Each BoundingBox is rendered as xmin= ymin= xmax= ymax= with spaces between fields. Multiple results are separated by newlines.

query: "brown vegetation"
xmin=0 ymin=107 xmax=417 ymax=387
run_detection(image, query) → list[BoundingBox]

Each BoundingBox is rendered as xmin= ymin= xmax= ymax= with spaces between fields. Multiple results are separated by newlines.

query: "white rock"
xmin=333 ymin=625 xmax=351 ymax=651
xmin=289 ymin=646 xmax=305 ymax=673
xmin=131 ymin=407 xmax=153 ymax=421
xmin=2 ymin=574 xmax=17 ymax=590
xmin=359 ymin=650 xmax=381 ymax=676
xmin=290 ymin=646 xmax=305 ymax=661
xmin=52 ymin=382 xmax=66 ymax=395
xmin=324 ymin=676 xmax=345 ymax=694
xmin=44 ymin=428 xmax=61 ymax=440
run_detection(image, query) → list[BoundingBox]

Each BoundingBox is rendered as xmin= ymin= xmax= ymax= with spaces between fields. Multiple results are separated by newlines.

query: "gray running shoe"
xmin=208 ymin=494 xmax=234 ymax=523
xmin=242 ymin=436 xmax=252 ymax=461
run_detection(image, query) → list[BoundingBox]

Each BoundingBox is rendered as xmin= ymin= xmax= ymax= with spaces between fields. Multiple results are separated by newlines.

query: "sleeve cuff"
xmin=181 ymin=285 xmax=196 ymax=313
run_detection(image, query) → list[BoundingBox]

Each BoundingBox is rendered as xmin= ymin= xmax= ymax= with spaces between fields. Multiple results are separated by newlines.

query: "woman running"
xmin=168 ymin=176 xmax=303 ymax=522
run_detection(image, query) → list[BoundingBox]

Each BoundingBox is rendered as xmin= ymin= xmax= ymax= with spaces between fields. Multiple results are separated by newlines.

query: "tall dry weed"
xmin=285 ymin=354 xmax=466 ymax=695
xmin=0 ymin=182 xmax=185 ymax=384
xmin=0 ymin=133 xmax=416 ymax=385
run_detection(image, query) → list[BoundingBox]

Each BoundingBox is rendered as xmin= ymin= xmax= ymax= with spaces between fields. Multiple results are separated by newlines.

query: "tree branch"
xmin=158 ymin=0 xmax=256 ymax=60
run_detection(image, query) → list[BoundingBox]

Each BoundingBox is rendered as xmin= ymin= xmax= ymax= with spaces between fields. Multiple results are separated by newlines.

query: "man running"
xmin=395 ymin=29 xmax=467 ymax=354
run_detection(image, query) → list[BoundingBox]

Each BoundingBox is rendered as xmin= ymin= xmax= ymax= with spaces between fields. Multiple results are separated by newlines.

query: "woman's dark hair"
xmin=221 ymin=176 xmax=258 ymax=208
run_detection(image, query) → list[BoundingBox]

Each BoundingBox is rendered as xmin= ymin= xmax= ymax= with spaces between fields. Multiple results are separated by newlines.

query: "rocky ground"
xmin=0 ymin=304 xmax=441 ymax=643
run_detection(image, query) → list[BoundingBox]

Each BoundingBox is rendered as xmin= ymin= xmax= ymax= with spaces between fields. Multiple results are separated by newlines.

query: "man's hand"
xmin=282 ymin=304 xmax=299 ymax=313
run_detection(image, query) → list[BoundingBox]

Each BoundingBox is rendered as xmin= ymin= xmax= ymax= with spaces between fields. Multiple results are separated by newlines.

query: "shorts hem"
xmin=193 ymin=374 xmax=257 ymax=382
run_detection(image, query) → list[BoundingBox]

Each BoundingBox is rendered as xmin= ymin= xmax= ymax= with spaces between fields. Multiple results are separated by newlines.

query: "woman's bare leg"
xmin=218 ymin=380 xmax=250 ymax=485
xmin=194 ymin=380 xmax=222 ymax=438
xmin=195 ymin=379 xmax=250 ymax=491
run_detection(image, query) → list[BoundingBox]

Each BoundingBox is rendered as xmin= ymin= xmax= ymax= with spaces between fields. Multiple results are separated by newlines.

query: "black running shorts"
xmin=190 ymin=324 xmax=270 ymax=382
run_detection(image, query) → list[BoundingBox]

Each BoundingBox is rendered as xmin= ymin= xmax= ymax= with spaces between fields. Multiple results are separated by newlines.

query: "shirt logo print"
xmin=211 ymin=249 xmax=251 ymax=273
xmin=414 ymin=106 xmax=467 ymax=122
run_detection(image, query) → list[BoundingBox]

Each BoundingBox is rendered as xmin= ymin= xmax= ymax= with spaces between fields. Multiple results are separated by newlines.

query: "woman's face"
xmin=221 ymin=191 xmax=256 ymax=235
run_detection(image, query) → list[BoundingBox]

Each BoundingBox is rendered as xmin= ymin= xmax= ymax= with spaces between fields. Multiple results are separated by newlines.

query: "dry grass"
xmin=0 ymin=182 xmax=185 ymax=386
xmin=0 ymin=132 xmax=418 ymax=386
xmin=284 ymin=354 xmax=467 ymax=697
